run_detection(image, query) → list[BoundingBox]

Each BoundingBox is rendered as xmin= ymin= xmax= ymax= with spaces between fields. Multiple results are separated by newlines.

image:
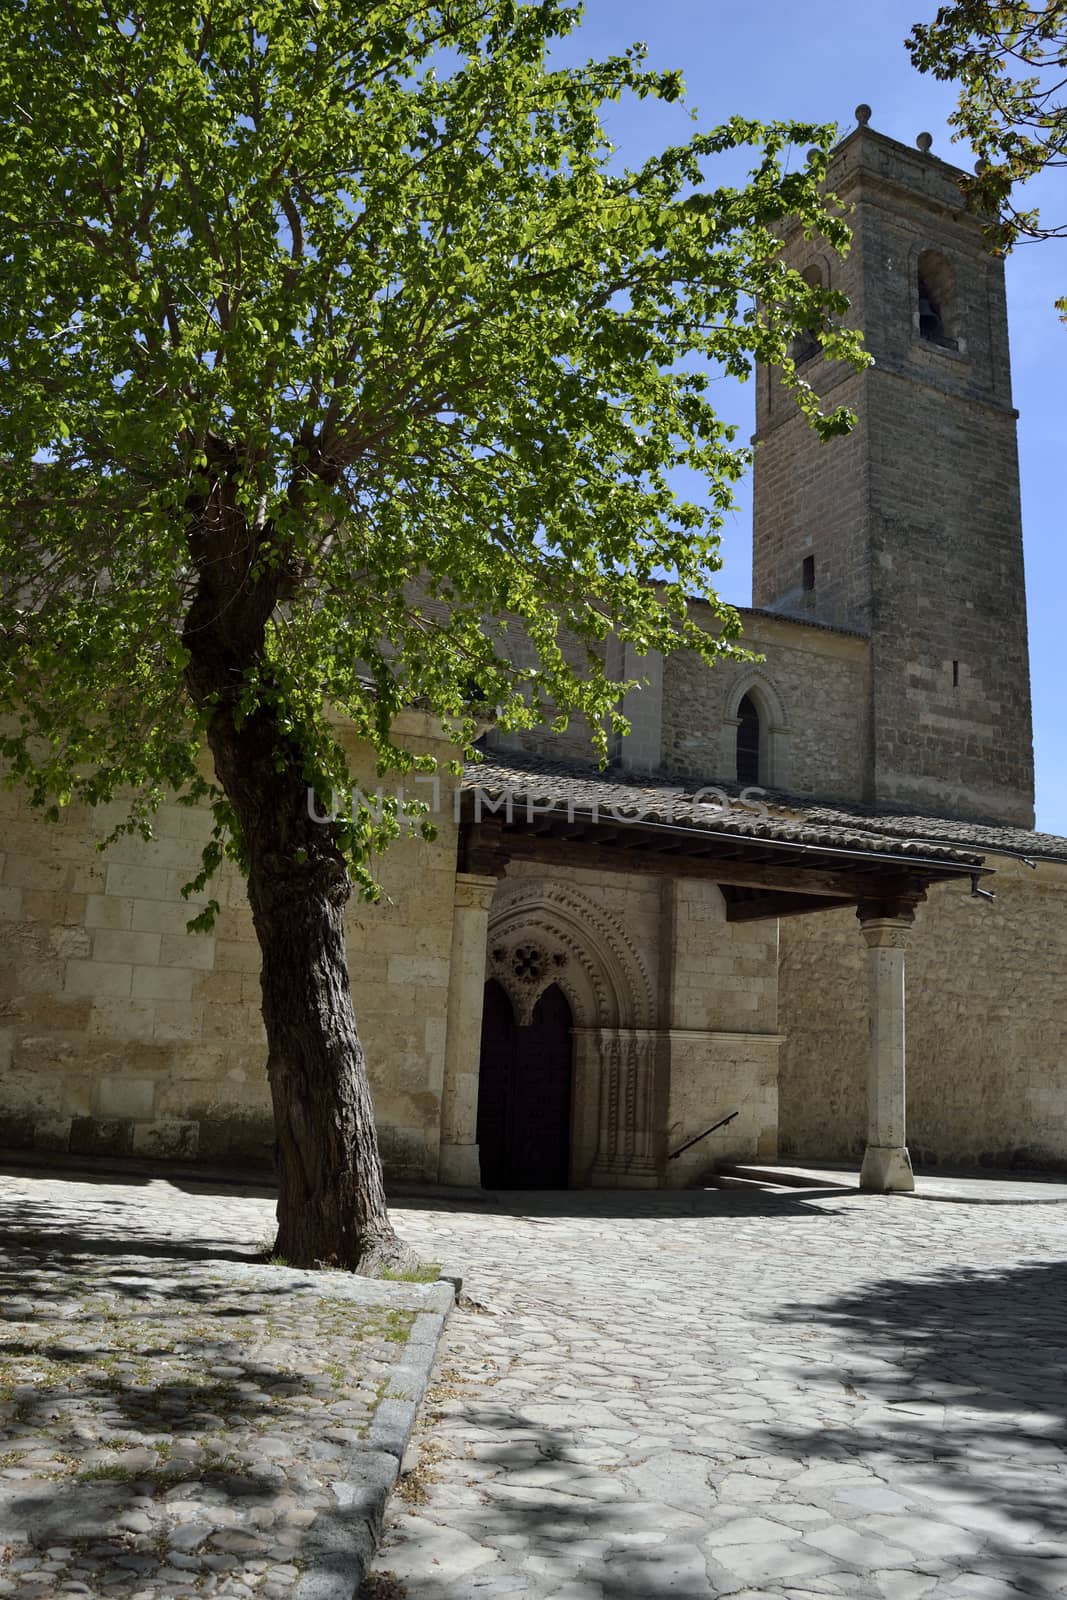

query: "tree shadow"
xmin=394 ymin=1186 xmax=850 ymax=1221
xmin=0 ymin=1155 xmax=274 ymax=1198
xmin=761 ymin=1257 xmax=1067 ymax=1594
xmin=371 ymin=1402 xmax=730 ymax=1600
xmin=0 ymin=1212 xmax=402 ymax=1595
xmin=0 ymin=1191 xmax=266 ymax=1269
xmin=367 ymin=1226 xmax=1067 ymax=1599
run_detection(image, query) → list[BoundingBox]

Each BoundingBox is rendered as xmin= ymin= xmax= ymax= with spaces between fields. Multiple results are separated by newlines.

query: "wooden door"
xmin=477 ymin=979 xmax=573 ymax=1189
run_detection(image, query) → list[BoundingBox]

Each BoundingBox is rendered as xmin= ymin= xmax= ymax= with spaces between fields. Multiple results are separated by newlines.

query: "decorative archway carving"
xmin=488 ymin=877 xmax=655 ymax=1031
xmin=486 ymin=877 xmax=659 ymax=1186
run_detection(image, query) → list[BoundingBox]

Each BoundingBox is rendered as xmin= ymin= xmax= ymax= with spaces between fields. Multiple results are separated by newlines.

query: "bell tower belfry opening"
xmin=751 ymin=108 xmax=1034 ymax=828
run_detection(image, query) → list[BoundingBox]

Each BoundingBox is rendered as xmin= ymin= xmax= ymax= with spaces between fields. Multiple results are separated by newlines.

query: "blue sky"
xmin=553 ymin=1 xmax=1065 ymax=832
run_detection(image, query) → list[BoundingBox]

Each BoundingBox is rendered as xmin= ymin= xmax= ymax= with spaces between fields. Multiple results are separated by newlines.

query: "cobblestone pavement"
xmin=4 ymin=1173 xmax=1067 ymax=1600
xmin=0 ymin=1170 xmax=448 ymax=1600
xmin=370 ymin=1189 xmax=1067 ymax=1600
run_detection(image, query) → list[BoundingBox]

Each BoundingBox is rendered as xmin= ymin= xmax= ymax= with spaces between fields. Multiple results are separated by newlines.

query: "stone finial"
xmin=855 ymin=104 xmax=872 ymax=126
xmin=975 ymin=157 xmax=988 ymax=174
xmin=806 ymin=147 xmax=820 ymax=166
xmin=917 ymin=131 xmax=933 ymax=153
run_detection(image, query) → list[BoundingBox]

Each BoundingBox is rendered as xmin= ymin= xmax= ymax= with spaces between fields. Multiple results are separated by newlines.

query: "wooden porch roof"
xmin=459 ymin=752 xmax=991 ymax=923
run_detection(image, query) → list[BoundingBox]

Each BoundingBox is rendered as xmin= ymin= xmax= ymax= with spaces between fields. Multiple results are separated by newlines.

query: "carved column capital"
xmin=859 ymin=916 xmax=913 ymax=951
xmin=454 ymin=873 xmax=499 ymax=914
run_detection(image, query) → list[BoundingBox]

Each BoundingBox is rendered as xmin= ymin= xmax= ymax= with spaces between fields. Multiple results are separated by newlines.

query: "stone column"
xmin=858 ymin=914 xmax=915 ymax=1193
xmin=438 ymin=873 xmax=498 ymax=1187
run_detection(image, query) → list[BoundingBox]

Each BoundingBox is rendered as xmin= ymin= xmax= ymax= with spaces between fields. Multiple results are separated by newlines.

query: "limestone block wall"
xmin=665 ymin=1031 xmax=784 ymax=1187
xmin=751 ymin=126 xmax=1034 ymax=828
xmin=777 ymin=854 xmax=1067 ymax=1169
xmin=752 ymin=371 xmax=871 ymax=633
xmin=660 ymin=607 xmax=871 ymax=803
xmin=0 ymin=713 xmax=459 ymax=1179
xmin=662 ymin=877 xmax=782 ymax=1183
xmin=480 ymin=619 xmax=609 ymax=768
xmin=864 ymin=371 xmax=1034 ymax=826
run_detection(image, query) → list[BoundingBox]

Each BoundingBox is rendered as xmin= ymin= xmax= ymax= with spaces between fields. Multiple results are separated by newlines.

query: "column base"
xmin=438 ymin=1142 xmax=482 ymax=1189
xmin=860 ymin=1143 xmax=915 ymax=1193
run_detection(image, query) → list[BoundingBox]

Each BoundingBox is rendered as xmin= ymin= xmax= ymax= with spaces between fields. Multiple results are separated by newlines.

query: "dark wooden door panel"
xmin=476 ymin=979 xmax=514 ymax=1191
xmin=476 ymin=979 xmax=572 ymax=1189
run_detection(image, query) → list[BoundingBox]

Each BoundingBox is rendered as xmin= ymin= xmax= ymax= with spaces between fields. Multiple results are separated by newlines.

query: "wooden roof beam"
xmin=498 ymin=832 xmax=937 ymax=900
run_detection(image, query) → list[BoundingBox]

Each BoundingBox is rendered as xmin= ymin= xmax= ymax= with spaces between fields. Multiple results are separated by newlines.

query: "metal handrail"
xmin=668 ymin=1110 xmax=739 ymax=1162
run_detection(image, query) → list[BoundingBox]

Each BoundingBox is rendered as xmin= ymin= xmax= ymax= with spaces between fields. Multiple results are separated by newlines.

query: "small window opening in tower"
xmin=802 ymin=554 xmax=816 ymax=592
xmin=790 ymin=264 xmax=825 ymax=366
xmin=952 ymin=659 xmax=960 ymax=688
xmin=917 ymin=251 xmax=959 ymax=349
xmin=736 ymin=694 xmax=761 ymax=785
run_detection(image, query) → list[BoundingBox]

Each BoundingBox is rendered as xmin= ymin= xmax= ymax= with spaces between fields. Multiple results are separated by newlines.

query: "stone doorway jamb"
xmin=438 ymin=870 xmax=501 ymax=1187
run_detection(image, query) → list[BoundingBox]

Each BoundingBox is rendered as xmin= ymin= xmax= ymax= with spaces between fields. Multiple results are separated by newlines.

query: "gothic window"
xmin=917 ymin=251 xmax=958 ymax=349
xmin=736 ymin=693 xmax=761 ymax=785
xmin=723 ymin=676 xmax=789 ymax=791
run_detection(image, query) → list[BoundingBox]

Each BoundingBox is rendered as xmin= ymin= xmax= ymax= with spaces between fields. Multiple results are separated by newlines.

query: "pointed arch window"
xmin=736 ymin=693 xmax=761 ymax=785
xmin=722 ymin=676 xmax=790 ymax=792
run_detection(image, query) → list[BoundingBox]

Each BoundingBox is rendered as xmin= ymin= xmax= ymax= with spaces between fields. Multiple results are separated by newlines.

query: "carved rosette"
xmin=489 ymin=938 xmax=569 ymax=1025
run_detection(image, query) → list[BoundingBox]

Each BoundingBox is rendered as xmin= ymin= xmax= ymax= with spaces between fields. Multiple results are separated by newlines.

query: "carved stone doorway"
xmin=476 ymin=977 xmax=573 ymax=1189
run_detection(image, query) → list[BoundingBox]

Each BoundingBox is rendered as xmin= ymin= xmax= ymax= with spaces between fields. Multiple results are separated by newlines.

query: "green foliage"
xmin=908 ymin=2 xmax=1067 ymax=313
xmin=0 ymin=0 xmax=867 ymax=898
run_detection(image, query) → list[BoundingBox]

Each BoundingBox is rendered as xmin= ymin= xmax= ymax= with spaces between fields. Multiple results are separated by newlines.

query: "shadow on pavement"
xmin=392 ymin=1186 xmax=850 ymax=1221
xmin=0 ymin=1193 xmax=264 ymax=1266
xmin=764 ymin=1256 xmax=1067 ymax=1592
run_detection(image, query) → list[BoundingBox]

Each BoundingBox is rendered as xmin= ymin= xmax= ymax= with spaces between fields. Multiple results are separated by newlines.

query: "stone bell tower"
xmin=751 ymin=108 xmax=1034 ymax=828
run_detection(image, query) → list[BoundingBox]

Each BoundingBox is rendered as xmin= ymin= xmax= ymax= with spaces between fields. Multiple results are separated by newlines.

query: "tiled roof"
xmin=796 ymin=797 xmax=1067 ymax=865
xmin=736 ymin=604 xmax=870 ymax=641
xmin=684 ymin=595 xmax=870 ymax=640
xmin=462 ymin=750 xmax=990 ymax=869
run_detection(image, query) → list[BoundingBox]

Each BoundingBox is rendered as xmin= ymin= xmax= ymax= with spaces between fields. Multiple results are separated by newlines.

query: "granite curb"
xmin=292 ymin=1278 xmax=455 ymax=1600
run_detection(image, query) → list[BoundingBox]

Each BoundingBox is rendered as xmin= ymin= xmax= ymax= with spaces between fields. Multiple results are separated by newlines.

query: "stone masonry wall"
xmin=663 ymin=877 xmax=782 ymax=1185
xmin=865 ymin=371 xmax=1034 ymax=825
xmin=751 ymin=125 xmax=1034 ymax=828
xmin=777 ymin=854 xmax=1067 ymax=1170
xmin=0 ymin=712 xmax=459 ymax=1180
xmin=660 ymin=607 xmax=871 ymax=802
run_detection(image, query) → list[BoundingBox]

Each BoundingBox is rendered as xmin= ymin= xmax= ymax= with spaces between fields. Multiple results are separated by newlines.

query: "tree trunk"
xmin=204 ymin=702 xmax=410 ymax=1271
xmin=180 ymin=481 xmax=410 ymax=1271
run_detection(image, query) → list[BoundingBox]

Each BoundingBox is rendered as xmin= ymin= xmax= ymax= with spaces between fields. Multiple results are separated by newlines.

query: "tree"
xmin=908 ymin=2 xmax=1067 ymax=309
xmin=0 ymin=0 xmax=863 ymax=1270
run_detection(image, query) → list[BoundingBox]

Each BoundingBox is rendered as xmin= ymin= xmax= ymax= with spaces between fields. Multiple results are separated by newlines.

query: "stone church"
xmin=3 ymin=117 xmax=1066 ymax=1191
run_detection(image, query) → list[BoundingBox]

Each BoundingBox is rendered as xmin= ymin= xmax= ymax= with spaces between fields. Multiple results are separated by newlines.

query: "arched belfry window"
xmin=790 ymin=263 xmax=825 ymax=366
xmin=917 ymin=251 xmax=958 ymax=349
xmin=736 ymin=694 xmax=761 ymax=785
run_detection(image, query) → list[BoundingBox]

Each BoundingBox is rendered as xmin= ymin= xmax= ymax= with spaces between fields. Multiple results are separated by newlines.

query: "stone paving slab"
xmin=0 ymin=1170 xmax=452 ymax=1600
xmin=722 ymin=1162 xmax=1067 ymax=1204
xmin=366 ymin=1188 xmax=1067 ymax=1599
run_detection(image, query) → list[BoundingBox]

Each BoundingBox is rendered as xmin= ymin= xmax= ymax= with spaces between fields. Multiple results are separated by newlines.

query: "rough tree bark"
xmin=181 ymin=470 xmax=410 ymax=1272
